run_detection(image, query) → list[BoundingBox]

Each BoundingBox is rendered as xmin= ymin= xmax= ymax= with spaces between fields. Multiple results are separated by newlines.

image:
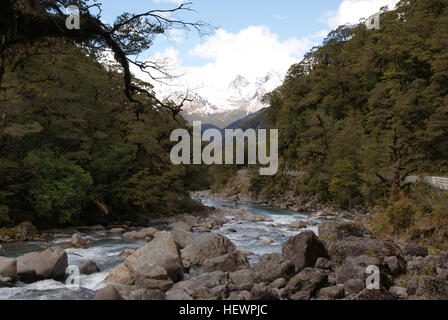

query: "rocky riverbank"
xmin=1 ymin=196 xmax=448 ymax=300
xmin=195 ymin=189 xmax=364 ymax=221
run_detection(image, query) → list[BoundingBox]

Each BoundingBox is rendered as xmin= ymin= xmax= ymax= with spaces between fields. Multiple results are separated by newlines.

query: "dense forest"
xmin=0 ymin=1 xmax=211 ymax=228
xmin=241 ymin=0 xmax=448 ymax=244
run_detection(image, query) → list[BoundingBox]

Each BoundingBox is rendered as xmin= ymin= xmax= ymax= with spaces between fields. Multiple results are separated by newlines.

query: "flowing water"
xmin=0 ymin=196 xmax=347 ymax=300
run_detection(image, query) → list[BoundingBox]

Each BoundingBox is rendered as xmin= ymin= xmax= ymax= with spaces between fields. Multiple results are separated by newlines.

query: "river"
xmin=0 ymin=196 xmax=347 ymax=300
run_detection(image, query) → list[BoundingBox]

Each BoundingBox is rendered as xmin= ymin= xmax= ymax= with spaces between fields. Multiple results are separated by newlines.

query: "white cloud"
xmin=324 ymin=0 xmax=399 ymax=28
xmin=186 ymin=26 xmax=311 ymax=87
xmin=134 ymin=26 xmax=316 ymax=110
xmin=273 ymin=14 xmax=287 ymax=20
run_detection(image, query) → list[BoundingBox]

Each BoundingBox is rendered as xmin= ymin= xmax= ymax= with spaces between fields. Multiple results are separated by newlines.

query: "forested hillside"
xmin=247 ymin=0 xmax=448 ymax=243
xmin=0 ymin=42 xmax=206 ymax=228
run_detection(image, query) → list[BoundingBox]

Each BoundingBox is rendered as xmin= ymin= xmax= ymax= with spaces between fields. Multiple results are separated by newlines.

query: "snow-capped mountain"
xmin=156 ymin=71 xmax=283 ymax=128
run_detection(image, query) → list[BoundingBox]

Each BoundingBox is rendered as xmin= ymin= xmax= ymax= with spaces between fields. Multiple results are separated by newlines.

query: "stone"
xmin=109 ymin=228 xmax=125 ymax=234
xmin=415 ymin=276 xmax=448 ymax=300
xmin=317 ymin=285 xmax=345 ymax=300
xmin=105 ymin=263 xmax=135 ymax=286
xmin=71 ymin=232 xmax=85 ymax=247
xmin=343 ymin=279 xmax=365 ymax=295
xmin=125 ymin=232 xmax=183 ymax=275
xmin=336 ymin=255 xmax=393 ymax=289
xmin=269 ymin=278 xmax=286 ymax=289
xmin=423 ymin=255 xmax=443 ymax=267
xmin=252 ymin=253 xmax=295 ymax=283
xmin=80 ymin=260 xmax=100 ymax=275
xmin=135 ymin=264 xmax=173 ymax=292
xmin=229 ymin=269 xmax=255 ymax=286
xmin=406 ymin=279 xmax=419 ymax=296
xmin=128 ymin=289 xmax=165 ymax=300
xmin=282 ymin=231 xmax=329 ymax=273
xmin=180 ymin=214 xmax=199 ymax=227
xmin=318 ymin=222 xmax=373 ymax=242
xmin=389 ymin=286 xmax=408 ymax=299
xmin=123 ymin=227 xmax=158 ymax=240
xmin=0 ymin=257 xmax=17 ymax=280
xmin=407 ymin=259 xmax=423 ymax=273
xmin=437 ymin=268 xmax=448 ymax=280
xmin=93 ymin=286 xmax=124 ymax=300
xmin=404 ymin=243 xmax=428 ymax=257
xmin=169 ymin=221 xmax=192 ymax=232
xmin=286 ymin=267 xmax=329 ymax=298
xmin=327 ymin=237 xmax=405 ymax=266
xmin=171 ymin=229 xmax=196 ymax=249
xmin=250 ymin=283 xmax=279 ymax=300
xmin=118 ymin=249 xmax=136 ymax=259
xmin=0 ymin=245 xmax=4 ymax=256
xmin=0 ymin=276 xmax=13 ymax=288
xmin=315 ymin=257 xmax=332 ymax=270
xmin=17 ymin=246 xmax=68 ymax=283
xmin=199 ymin=251 xmax=250 ymax=274
xmin=289 ymin=220 xmax=307 ymax=230
xmin=165 ymin=289 xmax=193 ymax=300
xmin=384 ymin=256 xmax=406 ymax=276
xmin=181 ymin=234 xmax=236 ymax=268
xmin=170 ymin=271 xmax=229 ymax=300
xmin=355 ymin=288 xmax=396 ymax=300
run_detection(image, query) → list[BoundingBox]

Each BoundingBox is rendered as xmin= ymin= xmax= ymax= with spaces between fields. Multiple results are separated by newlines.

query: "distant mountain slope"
xmin=225 ymin=108 xmax=269 ymax=130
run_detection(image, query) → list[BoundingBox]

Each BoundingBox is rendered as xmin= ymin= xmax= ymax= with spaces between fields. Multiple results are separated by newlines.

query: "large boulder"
xmin=123 ymin=227 xmax=158 ymax=240
xmin=169 ymin=222 xmax=192 ymax=232
xmin=181 ymin=234 xmax=236 ymax=268
xmin=105 ymin=263 xmax=135 ymax=286
xmin=199 ymin=251 xmax=250 ymax=274
xmin=415 ymin=276 xmax=448 ymax=300
xmin=170 ymin=271 xmax=229 ymax=300
xmin=125 ymin=232 xmax=183 ymax=276
xmin=171 ymin=229 xmax=196 ymax=249
xmin=282 ymin=231 xmax=329 ymax=273
xmin=80 ymin=260 xmax=100 ymax=275
xmin=404 ymin=243 xmax=428 ymax=257
xmin=317 ymin=285 xmax=345 ymax=300
xmin=17 ymin=246 xmax=68 ymax=283
xmin=134 ymin=264 xmax=173 ymax=292
xmin=249 ymin=283 xmax=280 ymax=300
xmin=354 ymin=288 xmax=396 ymax=300
xmin=336 ymin=255 xmax=393 ymax=290
xmin=286 ymin=267 xmax=329 ymax=299
xmin=128 ymin=289 xmax=165 ymax=300
xmin=252 ymin=253 xmax=295 ymax=283
xmin=93 ymin=286 xmax=124 ymax=300
xmin=0 ymin=257 xmax=17 ymax=280
xmin=318 ymin=222 xmax=373 ymax=242
xmin=326 ymin=237 xmax=405 ymax=266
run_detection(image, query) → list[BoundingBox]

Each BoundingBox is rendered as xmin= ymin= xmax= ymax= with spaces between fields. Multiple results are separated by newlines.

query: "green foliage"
xmin=386 ymin=195 xmax=416 ymax=233
xmin=24 ymin=149 xmax=93 ymax=224
xmin=254 ymin=0 xmax=448 ymax=209
xmin=0 ymin=41 xmax=202 ymax=227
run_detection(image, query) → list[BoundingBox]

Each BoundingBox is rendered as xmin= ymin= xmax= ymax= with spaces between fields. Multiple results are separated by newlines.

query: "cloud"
xmin=273 ymin=14 xmax=287 ymax=20
xmin=324 ymin=0 xmax=400 ymax=28
xmin=134 ymin=26 xmax=317 ymax=109
xmin=186 ymin=26 xmax=311 ymax=86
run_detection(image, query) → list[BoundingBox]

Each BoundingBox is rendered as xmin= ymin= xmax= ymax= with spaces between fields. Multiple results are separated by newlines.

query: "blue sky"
xmin=98 ymin=0 xmax=399 ymax=103
xmin=101 ymin=0 xmax=340 ymax=66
